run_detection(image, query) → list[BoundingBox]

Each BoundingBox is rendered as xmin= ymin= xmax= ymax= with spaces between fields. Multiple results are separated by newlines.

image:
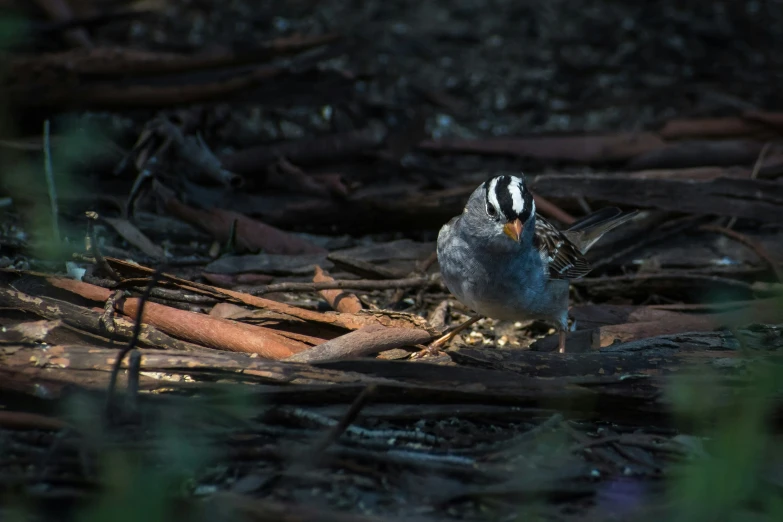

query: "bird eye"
xmin=486 ymin=204 xmax=497 ymax=218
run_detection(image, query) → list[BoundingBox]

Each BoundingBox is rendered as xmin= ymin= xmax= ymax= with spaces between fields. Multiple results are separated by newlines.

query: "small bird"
xmin=436 ymin=174 xmax=638 ymax=353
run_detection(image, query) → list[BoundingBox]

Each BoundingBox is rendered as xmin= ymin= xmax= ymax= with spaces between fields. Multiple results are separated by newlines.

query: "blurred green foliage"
xmin=664 ymin=345 xmax=783 ymax=521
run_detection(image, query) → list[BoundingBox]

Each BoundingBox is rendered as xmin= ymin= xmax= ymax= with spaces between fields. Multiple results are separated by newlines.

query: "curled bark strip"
xmin=46 ymin=277 xmax=309 ymax=359
xmin=285 ymin=325 xmax=433 ymax=364
xmin=313 ymin=266 xmax=363 ymax=313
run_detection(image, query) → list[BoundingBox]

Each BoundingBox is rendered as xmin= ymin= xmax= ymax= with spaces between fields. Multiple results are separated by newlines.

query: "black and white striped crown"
xmin=482 ymin=174 xmax=535 ymax=222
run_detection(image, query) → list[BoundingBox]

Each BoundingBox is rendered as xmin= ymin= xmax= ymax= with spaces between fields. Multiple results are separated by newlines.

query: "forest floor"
xmin=2 ymin=1 xmax=783 ymax=521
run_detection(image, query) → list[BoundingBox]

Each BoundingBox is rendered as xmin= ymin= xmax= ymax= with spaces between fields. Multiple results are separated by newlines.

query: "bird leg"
xmin=558 ymin=330 xmax=566 ymax=353
xmin=414 ymin=315 xmax=482 ymax=358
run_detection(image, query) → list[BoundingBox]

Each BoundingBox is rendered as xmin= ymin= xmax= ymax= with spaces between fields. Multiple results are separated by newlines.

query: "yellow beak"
xmin=503 ymin=218 xmax=523 ymax=242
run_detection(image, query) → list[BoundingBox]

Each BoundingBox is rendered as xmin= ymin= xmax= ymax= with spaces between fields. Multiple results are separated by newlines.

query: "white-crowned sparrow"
xmin=436 ymin=174 xmax=638 ymax=353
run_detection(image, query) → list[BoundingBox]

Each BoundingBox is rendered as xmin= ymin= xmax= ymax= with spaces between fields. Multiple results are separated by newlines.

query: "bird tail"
xmin=564 ymin=208 xmax=639 ymax=254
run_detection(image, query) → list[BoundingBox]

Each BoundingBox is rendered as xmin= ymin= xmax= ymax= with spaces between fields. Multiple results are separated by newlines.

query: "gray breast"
xmin=437 ymin=218 xmax=569 ymax=325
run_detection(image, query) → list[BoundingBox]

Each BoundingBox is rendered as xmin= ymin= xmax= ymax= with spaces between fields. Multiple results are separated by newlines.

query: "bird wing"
xmin=534 ymin=216 xmax=592 ymax=280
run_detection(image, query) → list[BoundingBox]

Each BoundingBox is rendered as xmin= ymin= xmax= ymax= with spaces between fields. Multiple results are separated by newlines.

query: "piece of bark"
xmin=285 ymin=325 xmax=432 ymax=363
xmin=102 ymin=217 xmax=165 ymax=259
xmin=162 ymin=196 xmax=325 ymax=256
xmin=530 ymin=174 xmax=783 ymax=224
xmin=209 ymin=302 xmax=255 ymax=320
xmin=0 ymin=319 xmax=64 ymax=344
xmin=206 ymin=303 xmax=364 ymax=343
xmin=313 ymin=266 xmax=363 ymax=313
xmin=45 ymin=277 xmax=310 ymax=359
xmin=418 ymin=132 xmax=666 ymax=164
xmin=0 ymin=286 xmax=207 ymax=352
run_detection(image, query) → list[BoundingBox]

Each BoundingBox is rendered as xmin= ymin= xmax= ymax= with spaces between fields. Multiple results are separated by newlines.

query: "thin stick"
xmin=42 ymin=120 xmax=59 ymax=243
xmin=252 ymin=277 xmax=431 ymax=295
xmin=258 ymin=385 xmax=377 ymax=495
xmin=105 ymin=265 xmax=166 ymax=418
xmin=412 ymin=315 xmax=482 ymax=358
xmin=86 ymin=211 xmax=122 ymax=281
